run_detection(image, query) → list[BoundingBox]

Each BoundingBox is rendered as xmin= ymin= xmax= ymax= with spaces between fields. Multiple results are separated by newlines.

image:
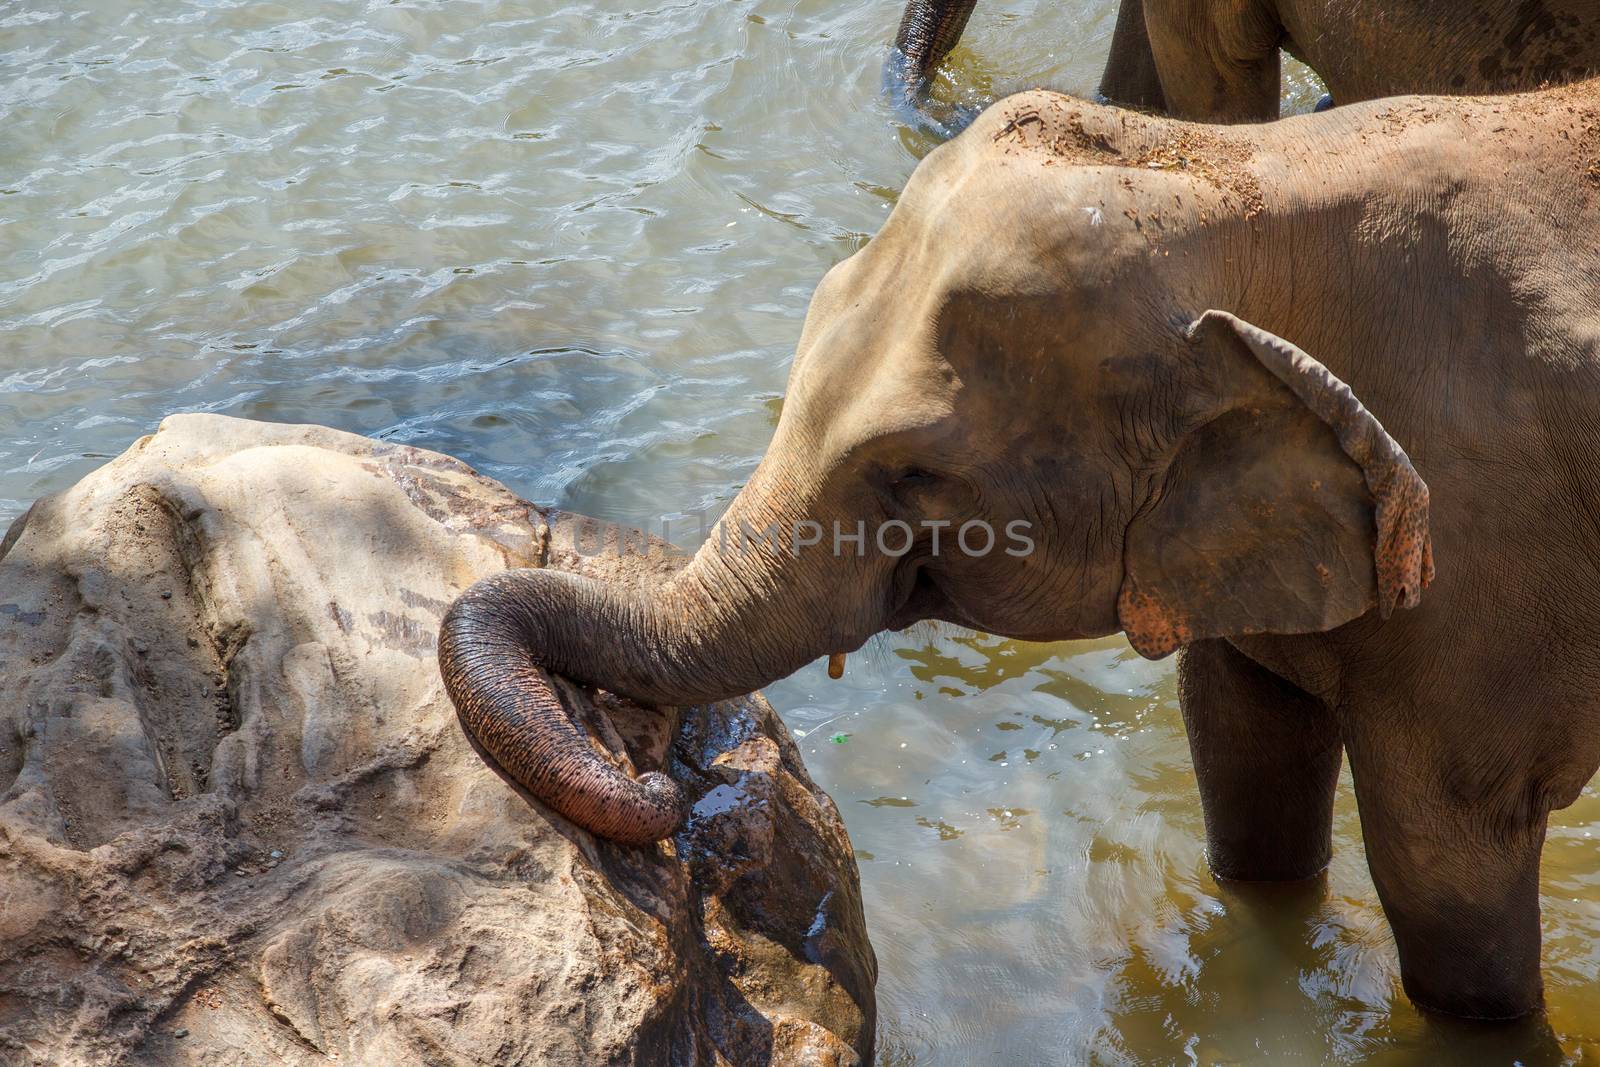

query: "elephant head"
xmin=438 ymin=103 xmax=1432 ymax=846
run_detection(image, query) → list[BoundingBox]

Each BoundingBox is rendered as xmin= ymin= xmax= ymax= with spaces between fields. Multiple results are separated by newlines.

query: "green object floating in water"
xmin=830 ymin=732 xmax=851 ymax=744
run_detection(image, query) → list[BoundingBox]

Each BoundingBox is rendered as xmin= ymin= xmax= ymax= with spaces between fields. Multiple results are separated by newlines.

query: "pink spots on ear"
xmin=1118 ymin=584 xmax=1192 ymax=660
xmin=1371 ymin=464 xmax=1434 ymax=618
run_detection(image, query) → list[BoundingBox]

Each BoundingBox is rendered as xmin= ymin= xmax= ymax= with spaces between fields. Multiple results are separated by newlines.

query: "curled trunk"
xmin=440 ymin=569 xmax=692 ymax=845
xmin=439 ymin=484 xmax=876 ymax=845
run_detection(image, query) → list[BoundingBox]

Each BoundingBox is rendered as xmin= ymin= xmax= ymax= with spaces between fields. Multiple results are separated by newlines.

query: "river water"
xmin=3 ymin=0 xmax=1597 ymax=1062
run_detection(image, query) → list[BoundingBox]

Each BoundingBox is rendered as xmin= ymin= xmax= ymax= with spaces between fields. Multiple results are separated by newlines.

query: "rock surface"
xmin=0 ymin=415 xmax=875 ymax=1066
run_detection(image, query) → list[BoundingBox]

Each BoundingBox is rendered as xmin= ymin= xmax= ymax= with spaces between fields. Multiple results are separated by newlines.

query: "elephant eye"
xmin=890 ymin=466 xmax=940 ymax=494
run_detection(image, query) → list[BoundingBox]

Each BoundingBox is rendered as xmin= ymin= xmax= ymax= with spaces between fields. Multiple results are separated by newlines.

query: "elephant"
xmin=887 ymin=0 xmax=1600 ymax=124
xmin=440 ymin=79 xmax=1600 ymax=1019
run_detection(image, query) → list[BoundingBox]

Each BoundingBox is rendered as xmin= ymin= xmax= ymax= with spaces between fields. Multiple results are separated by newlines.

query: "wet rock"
xmin=0 ymin=415 xmax=875 ymax=1066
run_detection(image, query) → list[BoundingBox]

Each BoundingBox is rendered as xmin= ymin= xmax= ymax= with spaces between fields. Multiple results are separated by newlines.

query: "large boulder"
xmin=0 ymin=415 xmax=875 ymax=1066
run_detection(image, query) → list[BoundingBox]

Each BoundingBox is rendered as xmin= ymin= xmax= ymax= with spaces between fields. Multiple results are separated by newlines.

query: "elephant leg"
xmin=1098 ymin=0 xmax=1167 ymax=111
xmin=1177 ymin=638 xmax=1341 ymax=881
xmin=1344 ymin=714 xmax=1546 ymax=1020
xmin=1140 ymin=0 xmax=1281 ymax=122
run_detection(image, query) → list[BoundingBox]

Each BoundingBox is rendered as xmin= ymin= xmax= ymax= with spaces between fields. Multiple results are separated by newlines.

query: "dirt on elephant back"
xmin=1531 ymin=80 xmax=1600 ymax=188
xmin=1368 ymin=79 xmax=1600 ymax=190
xmin=987 ymin=91 xmax=1265 ymax=219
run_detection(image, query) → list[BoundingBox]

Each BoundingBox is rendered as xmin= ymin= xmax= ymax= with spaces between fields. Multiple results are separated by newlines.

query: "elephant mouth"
xmin=885 ymin=561 xmax=969 ymax=632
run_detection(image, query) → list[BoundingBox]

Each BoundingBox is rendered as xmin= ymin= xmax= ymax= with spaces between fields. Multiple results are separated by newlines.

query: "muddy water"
xmin=3 ymin=0 xmax=1596 ymax=1062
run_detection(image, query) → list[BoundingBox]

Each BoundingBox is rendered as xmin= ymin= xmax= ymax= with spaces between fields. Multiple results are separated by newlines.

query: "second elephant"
xmin=890 ymin=0 xmax=1600 ymax=121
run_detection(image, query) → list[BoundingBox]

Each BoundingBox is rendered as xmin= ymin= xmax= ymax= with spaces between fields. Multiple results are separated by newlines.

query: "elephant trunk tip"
xmin=583 ymin=769 xmax=688 ymax=846
xmin=883 ymin=44 xmax=929 ymax=108
xmin=437 ymin=568 xmax=688 ymax=847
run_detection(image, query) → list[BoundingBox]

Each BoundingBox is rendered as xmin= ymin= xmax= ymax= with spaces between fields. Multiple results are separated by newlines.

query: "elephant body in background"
xmin=890 ymin=0 xmax=1600 ymax=121
xmin=442 ymin=80 xmax=1600 ymax=1020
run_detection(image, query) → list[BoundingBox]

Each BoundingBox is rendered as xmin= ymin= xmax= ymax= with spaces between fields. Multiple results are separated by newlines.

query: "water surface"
xmin=3 ymin=0 xmax=1596 ymax=1062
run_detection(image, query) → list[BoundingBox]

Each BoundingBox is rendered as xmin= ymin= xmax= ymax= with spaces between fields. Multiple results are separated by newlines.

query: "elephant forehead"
xmin=794 ymin=359 xmax=959 ymax=464
xmin=789 ymin=276 xmax=956 ymax=397
xmin=890 ymin=180 xmax=1167 ymax=317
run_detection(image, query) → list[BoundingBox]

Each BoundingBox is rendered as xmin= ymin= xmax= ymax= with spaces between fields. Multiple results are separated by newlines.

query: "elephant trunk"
xmin=438 ymin=477 xmax=874 ymax=845
xmin=889 ymin=0 xmax=978 ymax=90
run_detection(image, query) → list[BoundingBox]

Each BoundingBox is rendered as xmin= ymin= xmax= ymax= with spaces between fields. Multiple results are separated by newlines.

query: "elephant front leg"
xmin=1098 ymin=0 xmax=1167 ymax=111
xmin=1140 ymin=0 xmax=1282 ymax=122
xmin=1344 ymin=717 xmax=1546 ymax=1020
xmin=1177 ymin=639 xmax=1342 ymax=881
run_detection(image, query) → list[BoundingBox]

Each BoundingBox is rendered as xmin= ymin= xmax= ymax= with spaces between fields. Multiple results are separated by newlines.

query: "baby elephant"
xmin=442 ymin=79 xmax=1600 ymax=1019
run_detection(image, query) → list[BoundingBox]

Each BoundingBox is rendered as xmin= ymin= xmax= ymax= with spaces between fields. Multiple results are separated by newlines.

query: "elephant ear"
xmin=1117 ymin=310 xmax=1434 ymax=659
